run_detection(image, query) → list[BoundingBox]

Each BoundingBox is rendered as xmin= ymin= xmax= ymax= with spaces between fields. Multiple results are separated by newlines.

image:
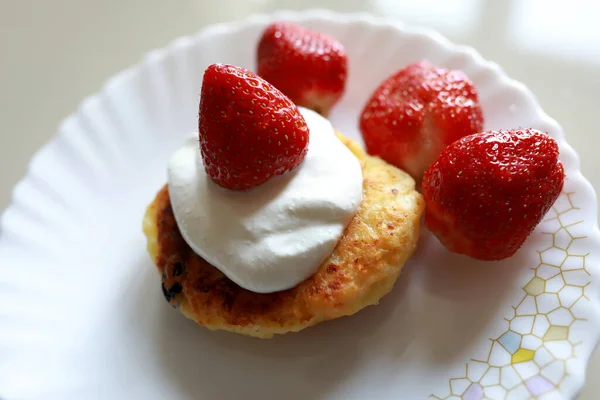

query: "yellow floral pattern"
xmin=432 ymin=191 xmax=590 ymax=399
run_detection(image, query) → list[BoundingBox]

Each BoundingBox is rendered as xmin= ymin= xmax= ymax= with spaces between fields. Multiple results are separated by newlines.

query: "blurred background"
xmin=1 ymin=0 xmax=599 ymax=397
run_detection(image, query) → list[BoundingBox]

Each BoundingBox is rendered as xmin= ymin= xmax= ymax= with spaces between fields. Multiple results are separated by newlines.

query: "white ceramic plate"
xmin=1 ymin=9 xmax=599 ymax=400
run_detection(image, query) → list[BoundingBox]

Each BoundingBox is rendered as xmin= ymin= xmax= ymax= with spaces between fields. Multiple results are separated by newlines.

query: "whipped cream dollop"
xmin=167 ymin=107 xmax=363 ymax=293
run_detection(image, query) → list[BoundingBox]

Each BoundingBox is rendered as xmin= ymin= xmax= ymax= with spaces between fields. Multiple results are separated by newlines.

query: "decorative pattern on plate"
xmin=432 ymin=190 xmax=590 ymax=399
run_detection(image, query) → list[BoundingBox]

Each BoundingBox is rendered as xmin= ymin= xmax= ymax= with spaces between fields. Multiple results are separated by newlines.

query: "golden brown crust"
xmin=143 ymin=133 xmax=424 ymax=338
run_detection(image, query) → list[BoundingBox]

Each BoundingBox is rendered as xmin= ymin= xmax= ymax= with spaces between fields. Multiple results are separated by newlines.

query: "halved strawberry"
xmin=199 ymin=63 xmax=309 ymax=190
xmin=422 ymin=129 xmax=565 ymax=261
xmin=360 ymin=61 xmax=484 ymax=181
xmin=257 ymin=21 xmax=347 ymax=116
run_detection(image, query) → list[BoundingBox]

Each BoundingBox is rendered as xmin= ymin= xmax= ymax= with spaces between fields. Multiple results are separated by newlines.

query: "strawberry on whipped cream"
xmin=168 ymin=107 xmax=363 ymax=293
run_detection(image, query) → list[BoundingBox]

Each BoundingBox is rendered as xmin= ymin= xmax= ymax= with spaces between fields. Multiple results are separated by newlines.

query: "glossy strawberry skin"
xmin=422 ymin=129 xmax=565 ymax=261
xmin=360 ymin=61 xmax=483 ymax=181
xmin=257 ymin=21 xmax=347 ymax=116
xmin=199 ymin=63 xmax=309 ymax=190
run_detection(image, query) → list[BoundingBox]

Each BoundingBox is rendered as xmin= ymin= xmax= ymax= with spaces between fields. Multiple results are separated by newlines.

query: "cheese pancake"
xmin=143 ymin=133 xmax=424 ymax=338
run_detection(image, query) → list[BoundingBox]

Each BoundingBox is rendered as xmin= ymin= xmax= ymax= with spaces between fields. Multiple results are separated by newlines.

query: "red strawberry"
xmin=422 ymin=129 xmax=565 ymax=261
xmin=257 ymin=21 xmax=347 ymax=116
xmin=360 ymin=61 xmax=484 ymax=181
xmin=199 ymin=63 xmax=309 ymax=190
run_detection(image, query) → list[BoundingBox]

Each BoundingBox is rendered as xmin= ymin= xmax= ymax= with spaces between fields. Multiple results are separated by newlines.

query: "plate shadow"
xmin=128 ymin=255 xmax=414 ymax=400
